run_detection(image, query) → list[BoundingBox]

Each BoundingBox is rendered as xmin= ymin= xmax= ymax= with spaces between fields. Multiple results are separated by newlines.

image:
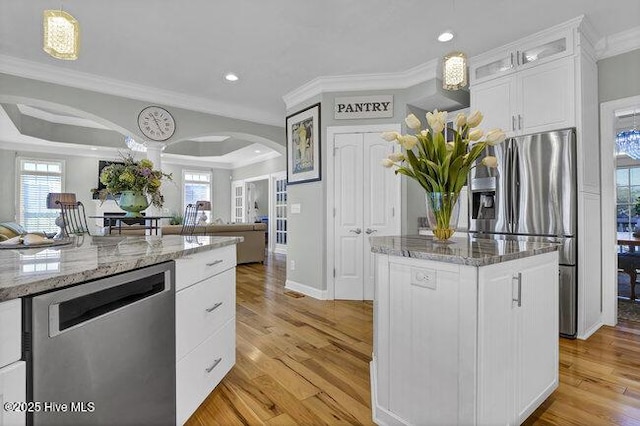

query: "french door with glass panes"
xmin=273 ymin=174 xmax=287 ymax=254
xmin=231 ymin=181 xmax=245 ymax=223
xmin=333 ymin=131 xmax=401 ymax=300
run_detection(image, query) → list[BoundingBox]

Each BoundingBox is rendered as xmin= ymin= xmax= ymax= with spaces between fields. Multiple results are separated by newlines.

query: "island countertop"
xmin=0 ymin=235 xmax=243 ymax=302
xmin=369 ymin=234 xmax=559 ymax=267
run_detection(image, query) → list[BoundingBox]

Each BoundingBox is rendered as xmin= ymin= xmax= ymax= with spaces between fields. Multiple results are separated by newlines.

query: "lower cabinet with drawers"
xmin=175 ymin=246 xmax=237 ymax=425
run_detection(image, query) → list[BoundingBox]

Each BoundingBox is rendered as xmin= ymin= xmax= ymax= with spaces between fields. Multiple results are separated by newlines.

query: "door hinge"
xmin=391 ymin=207 xmax=395 ymax=217
xmin=333 ymin=268 xmax=336 ymax=278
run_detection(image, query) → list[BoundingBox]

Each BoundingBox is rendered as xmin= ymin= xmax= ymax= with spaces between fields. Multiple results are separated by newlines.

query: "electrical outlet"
xmin=290 ymin=260 xmax=296 ymax=271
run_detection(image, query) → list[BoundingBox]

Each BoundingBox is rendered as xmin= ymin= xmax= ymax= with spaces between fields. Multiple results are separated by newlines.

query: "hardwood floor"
xmin=187 ymin=254 xmax=640 ymax=425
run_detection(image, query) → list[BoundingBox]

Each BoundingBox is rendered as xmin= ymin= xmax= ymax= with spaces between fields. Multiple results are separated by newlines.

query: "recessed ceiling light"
xmin=90 ymin=147 xmax=98 ymax=151
xmin=437 ymin=31 xmax=454 ymax=42
xmin=254 ymin=150 xmax=261 ymax=153
xmin=225 ymin=73 xmax=239 ymax=82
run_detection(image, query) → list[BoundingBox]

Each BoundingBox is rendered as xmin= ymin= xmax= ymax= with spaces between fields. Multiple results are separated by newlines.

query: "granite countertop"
xmin=0 ymin=235 xmax=243 ymax=302
xmin=369 ymin=234 xmax=560 ymax=267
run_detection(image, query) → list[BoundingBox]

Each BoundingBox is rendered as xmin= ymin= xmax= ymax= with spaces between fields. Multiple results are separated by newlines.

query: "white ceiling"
xmin=1 ymin=1 xmax=639 ymax=126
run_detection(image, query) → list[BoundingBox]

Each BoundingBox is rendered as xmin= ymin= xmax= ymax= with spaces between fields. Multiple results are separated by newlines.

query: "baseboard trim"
xmin=284 ymin=280 xmax=327 ymax=300
xmin=579 ymin=321 xmax=603 ymax=340
xmin=370 ymin=359 xmax=408 ymax=426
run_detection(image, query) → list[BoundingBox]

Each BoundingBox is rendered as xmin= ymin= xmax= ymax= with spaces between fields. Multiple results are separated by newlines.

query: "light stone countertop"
xmin=370 ymin=234 xmax=559 ymax=267
xmin=0 ymin=235 xmax=243 ymax=302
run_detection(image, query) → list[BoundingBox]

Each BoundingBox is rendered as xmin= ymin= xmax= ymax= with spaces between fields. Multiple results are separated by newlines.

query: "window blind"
xmin=18 ymin=159 xmax=64 ymax=233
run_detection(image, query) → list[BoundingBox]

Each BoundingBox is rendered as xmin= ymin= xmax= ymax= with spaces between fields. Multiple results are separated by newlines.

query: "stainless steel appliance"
xmin=24 ymin=262 xmax=176 ymax=425
xmin=469 ymin=128 xmax=577 ymax=338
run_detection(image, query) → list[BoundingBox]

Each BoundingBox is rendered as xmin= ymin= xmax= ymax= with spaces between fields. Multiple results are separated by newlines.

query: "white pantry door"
xmin=334 ymin=132 xmax=400 ymax=300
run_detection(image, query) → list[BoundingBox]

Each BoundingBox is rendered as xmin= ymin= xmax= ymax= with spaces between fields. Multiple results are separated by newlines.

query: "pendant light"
xmin=616 ymin=110 xmax=640 ymax=159
xmin=43 ymin=9 xmax=79 ymax=60
xmin=442 ymin=0 xmax=467 ymax=91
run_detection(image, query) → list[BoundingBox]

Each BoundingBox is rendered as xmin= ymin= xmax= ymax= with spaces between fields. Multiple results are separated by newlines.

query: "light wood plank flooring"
xmin=187 ymin=254 xmax=640 ymax=425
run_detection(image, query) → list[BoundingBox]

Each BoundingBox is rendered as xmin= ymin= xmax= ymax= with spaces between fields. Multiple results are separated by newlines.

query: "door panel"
xmin=512 ymin=129 xmax=576 ymax=237
xmin=471 ymin=76 xmax=516 ymax=136
xmin=334 ymin=133 xmax=364 ymax=300
xmin=516 ymin=260 xmax=559 ymax=422
xmin=363 ymin=133 xmax=400 ymax=300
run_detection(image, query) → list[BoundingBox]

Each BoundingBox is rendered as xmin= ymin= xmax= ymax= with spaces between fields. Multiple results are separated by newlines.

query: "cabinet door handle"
xmin=205 ymin=357 xmax=222 ymax=373
xmin=510 ymin=52 xmax=514 ymax=68
xmin=512 ymin=116 xmax=516 ymax=132
xmin=206 ymin=259 xmax=224 ymax=267
xmin=516 ymin=51 xmax=521 ymax=66
xmin=518 ymin=114 xmax=523 ymax=130
xmin=512 ymin=272 xmax=522 ymax=307
xmin=205 ymin=302 xmax=223 ymax=313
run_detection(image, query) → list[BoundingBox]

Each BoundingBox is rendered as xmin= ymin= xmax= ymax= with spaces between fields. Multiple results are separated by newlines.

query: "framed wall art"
xmin=286 ymin=103 xmax=321 ymax=185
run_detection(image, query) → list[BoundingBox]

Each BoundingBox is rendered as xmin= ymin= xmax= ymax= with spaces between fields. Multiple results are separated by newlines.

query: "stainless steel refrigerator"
xmin=469 ymin=128 xmax=577 ymax=338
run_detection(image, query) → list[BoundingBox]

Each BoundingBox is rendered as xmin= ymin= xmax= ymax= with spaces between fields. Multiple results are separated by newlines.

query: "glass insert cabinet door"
xmin=519 ymin=37 xmax=567 ymax=66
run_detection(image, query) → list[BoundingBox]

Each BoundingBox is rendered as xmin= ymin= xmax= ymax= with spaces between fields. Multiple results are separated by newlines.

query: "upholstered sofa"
xmin=115 ymin=223 xmax=267 ymax=264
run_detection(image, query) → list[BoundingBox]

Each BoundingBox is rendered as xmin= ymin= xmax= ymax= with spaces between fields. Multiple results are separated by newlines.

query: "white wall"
xmin=231 ymin=156 xmax=285 ymax=181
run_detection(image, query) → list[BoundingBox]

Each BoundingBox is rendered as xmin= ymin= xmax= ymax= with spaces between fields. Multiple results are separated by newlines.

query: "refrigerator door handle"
xmin=511 ymin=142 xmax=520 ymax=232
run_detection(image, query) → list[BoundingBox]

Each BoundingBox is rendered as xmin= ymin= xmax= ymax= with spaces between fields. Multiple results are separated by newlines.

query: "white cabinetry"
xmin=470 ymin=16 xmax=601 ymax=338
xmin=477 ymin=256 xmax=559 ymax=425
xmin=471 ymin=57 xmax=574 ymax=136
xmin=0 ymin=300 xmax=25 ymax=426
xmin=372 ymin=251 xmax=559 ymax=425
xmin=175 ymin=247 xmax=237 ymax=425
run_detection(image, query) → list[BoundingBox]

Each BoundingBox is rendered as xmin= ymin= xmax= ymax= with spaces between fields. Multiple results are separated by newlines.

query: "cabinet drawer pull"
xmin=512 ymin=272 xmax=522 ymax=307
xmin=512 ymin=116 xmax=516 ymax=131
xmin=518 ymin=114 xmax=523 ymax=130
xmin=205 ymin=357 xmax=222 ymax=373
xmin=205 ymin=302 xmax=223 ymax=313
xmin=206 ymin=259 xmax=224 ymax=267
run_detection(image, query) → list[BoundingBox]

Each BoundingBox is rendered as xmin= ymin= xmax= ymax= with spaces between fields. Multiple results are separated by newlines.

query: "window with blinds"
xmin=18 ymin=158 xmax=64 ymax=233
xmin=183 ymin=171 xmax=211 ymax=214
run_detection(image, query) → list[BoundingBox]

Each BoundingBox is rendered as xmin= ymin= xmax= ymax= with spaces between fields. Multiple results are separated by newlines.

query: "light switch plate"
xmin=291 ymin=203 xmax=301 ymax=214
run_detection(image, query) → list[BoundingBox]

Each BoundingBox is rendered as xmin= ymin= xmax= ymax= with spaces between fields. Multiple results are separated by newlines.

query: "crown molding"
xmin=283 ymin=59 xmax=439 ymax=110
xmin=595 ymin=25 xmax=640 ymax=60
xmin=0 ymin=54 xmax=283 ymax=127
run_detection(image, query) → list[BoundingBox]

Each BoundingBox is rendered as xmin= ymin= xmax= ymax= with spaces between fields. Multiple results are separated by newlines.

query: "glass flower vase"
xmin=425 ymin=192 xmax=460 ymax=241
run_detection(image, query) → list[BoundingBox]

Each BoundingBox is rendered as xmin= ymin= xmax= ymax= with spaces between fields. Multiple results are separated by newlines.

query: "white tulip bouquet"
xmin=382 ymin=109 xmax=505 ymax=240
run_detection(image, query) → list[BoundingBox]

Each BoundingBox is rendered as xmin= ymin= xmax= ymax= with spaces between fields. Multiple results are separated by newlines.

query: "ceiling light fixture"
xmin=224 ymin=73 xmax=239 ymax=82
xmin=125 ymin=136 xmax=147 ymax=152
xmin=442 ymin=51 xmax=468 ymax=91
xmin=616 ymin=111 xmax=640 ymax=159
xmin=441 ymin=0 xmax=467 ymax=91
xmin=43 ymin=10 xmax=79 ymax=60
xmin=437 ymin=31 xmax=454 ymax=42
xmin=254 ymin=150 xmax=261 ymax=153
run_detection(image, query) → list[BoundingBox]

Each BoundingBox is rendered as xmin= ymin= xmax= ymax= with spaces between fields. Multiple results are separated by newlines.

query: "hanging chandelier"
xmin=43 ymin=10 xmax=80 ymax=60
xmin=442 ymin=51 xmax=468 ymax=90
xmin=617 ymin=129 xmax=640 ymax=159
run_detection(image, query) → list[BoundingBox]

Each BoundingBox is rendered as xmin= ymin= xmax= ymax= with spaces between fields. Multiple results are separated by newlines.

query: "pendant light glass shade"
xmin=43 ymin=10 xmax=79 ymax=60
xmin=442 ymin=51 xmax=468 ymax=91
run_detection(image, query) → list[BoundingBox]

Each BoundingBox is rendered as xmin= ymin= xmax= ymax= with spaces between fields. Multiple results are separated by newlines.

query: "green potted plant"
xmin=93 ymin=154 xmax=172 ymax=217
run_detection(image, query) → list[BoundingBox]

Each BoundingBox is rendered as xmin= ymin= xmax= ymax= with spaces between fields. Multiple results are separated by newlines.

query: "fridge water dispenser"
xmin=470 ymin=177 xmax=496 ymax=220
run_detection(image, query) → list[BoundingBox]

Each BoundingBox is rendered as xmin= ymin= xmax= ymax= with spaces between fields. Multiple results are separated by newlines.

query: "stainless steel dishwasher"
xmin=24 ymin=261 xmax=176 ymax=426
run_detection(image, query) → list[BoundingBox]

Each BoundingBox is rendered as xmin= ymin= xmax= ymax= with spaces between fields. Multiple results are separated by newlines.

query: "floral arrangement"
xmin=93 ymin=154 xmax=172 ymax=208
xmin=382 ymin=109 xmax=505 ymax=240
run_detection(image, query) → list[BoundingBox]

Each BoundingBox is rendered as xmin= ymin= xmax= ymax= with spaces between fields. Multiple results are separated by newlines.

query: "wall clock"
xmin=137 ymin=106 xmax=176 ymax=141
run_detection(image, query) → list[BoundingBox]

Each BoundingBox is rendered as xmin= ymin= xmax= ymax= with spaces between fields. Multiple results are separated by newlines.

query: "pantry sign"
xmin=334 ymin=95 xmax=393 ymax=120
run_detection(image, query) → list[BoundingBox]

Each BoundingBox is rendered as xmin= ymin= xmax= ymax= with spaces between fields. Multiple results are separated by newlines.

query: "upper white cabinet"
xmin=471 ymin=29 xmax=573 ymax=85
xmin=471 ymin=56 xmax=575 ymax=137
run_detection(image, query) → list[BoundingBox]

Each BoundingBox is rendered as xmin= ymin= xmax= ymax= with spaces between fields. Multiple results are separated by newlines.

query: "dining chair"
xmin=57 ymin=201 xmax=91 ymax=236
xmin=181 ymin=204 xmax=199 ymax=236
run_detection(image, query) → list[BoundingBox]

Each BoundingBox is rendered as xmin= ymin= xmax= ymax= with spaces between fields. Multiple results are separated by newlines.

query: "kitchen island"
xmin=369 ymin=235 xmax=560 ymax=426
xmin=0 ymin=234 xmax=242 ymax=426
